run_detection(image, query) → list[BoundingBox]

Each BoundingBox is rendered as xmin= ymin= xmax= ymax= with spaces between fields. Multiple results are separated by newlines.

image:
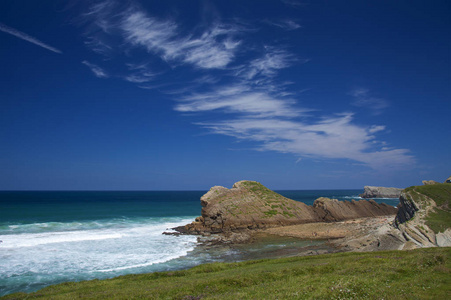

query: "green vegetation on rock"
xmin=3 ymin=248 xmax=450 ymax=300
xmin=401 ymin=184 xmax=451 ymax=234
xmin=426 ymin=209 xmax=451 ymax=234
xmin=415 ymin=183 xmax=451 ymax=207
xmin=418 ymin=184 xmax=450 ymax=234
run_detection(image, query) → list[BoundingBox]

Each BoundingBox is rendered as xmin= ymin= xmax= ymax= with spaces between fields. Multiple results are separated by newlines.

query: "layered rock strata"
xmin=359 ymin=186 xmax=403 ymax=198
xmin=179 ymin=181 xmax=397 ymax=235
xmin=394 ymin=185 xmax=451 ymax=248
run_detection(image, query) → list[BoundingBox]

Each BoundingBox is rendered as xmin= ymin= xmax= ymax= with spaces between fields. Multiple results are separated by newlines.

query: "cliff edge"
xmin=180 ymin=180 xmax=397 ymax=236
xmin=394 ymin=183 xmax=451 ymax=248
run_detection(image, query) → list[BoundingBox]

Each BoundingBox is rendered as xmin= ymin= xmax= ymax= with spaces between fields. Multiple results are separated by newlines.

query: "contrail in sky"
xmin=0 ymin=22 xmax=62 ymax=54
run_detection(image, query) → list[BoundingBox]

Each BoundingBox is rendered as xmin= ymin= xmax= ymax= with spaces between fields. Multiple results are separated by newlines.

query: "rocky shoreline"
xmin=169 ymin=179 xmax=451 ymax=255
xmin=176 ymin=181 xmax=396 ymax=236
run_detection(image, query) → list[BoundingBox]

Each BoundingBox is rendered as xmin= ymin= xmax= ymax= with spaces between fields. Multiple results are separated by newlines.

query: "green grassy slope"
xmin=3 ymin=248 xmax=450 ymax=300
xmin=414 ymin=183 xmax=451 ymax=207
xmin=405 ymin=183 xmax=451 ymax=233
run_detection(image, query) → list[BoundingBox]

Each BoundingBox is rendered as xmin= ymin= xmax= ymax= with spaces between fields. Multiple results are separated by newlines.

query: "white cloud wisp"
xmin=82 ymin=61 xmax=108 ymax=78
xmin=83 ymin=2 xmax=242 ymax=70
xmin=181 ymin=86 xmax=414 ymax=170
xmin=0 ymin=22 xmax=62 ymax=54
xmin=350 ymin=88 xmax=389 ymax=115
xmin=78 ymin=1 xmax=415 ymax=171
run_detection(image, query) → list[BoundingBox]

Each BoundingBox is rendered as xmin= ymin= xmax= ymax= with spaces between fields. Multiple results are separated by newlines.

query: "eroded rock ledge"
xmin=176 ymin=181 xmax=397 ymax=237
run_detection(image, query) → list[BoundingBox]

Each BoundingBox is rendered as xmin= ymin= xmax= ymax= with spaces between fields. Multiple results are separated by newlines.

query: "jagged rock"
xmin=395 ymin=191 xmax=419 ymax=225
xmin=180 ymin=181 xmax=398 ymax=239
xmin=359 ymin=186 xmax=403 ymax=198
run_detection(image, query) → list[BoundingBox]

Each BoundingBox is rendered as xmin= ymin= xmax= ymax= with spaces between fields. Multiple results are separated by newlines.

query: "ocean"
xmin=0 ymin=190 xmax=399 ymax=296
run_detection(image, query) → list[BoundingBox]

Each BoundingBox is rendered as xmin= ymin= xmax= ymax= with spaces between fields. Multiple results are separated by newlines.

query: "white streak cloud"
xmin=120 ymin=10 xmax=241 ymax=69
xmin=178 ymin=84 xmax=414 ymax=170
xmin=0 ymin=22 xmax=62 ymax=54
xmin=237 ymin=48 xmax=296 ymax=80
xmin=266 ymin=19 xmax=302 ymax=30
xmin=77 ymin=1 xmax=414 ymax=171
xmin=198 ymin=113 xmax=414 ymax=170
xmin=82 ymin=2 xmax=242 ymax=70
xmin=82 ymin=61 xmax=108 ymax=78
xmin=176 ymin=85 xmax=303 ymax=118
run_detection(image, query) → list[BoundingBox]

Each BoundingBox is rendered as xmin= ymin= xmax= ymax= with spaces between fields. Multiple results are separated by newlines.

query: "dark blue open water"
xmin=0 ymin=190 xmax=398 ymax=296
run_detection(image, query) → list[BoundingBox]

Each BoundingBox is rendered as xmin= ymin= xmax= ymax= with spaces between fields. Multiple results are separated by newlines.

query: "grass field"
xmin=412 ymin=183 xmax=451 ymax=234
xmin=3 ymin=247 xmax=450 ymax=300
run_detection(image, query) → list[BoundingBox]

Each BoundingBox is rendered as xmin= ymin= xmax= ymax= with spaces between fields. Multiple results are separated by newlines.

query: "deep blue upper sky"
xmin=1 ymin=0 xmax=450 ymax=190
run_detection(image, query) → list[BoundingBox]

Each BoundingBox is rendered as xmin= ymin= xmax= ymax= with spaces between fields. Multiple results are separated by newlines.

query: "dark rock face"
xmin=359 ymin=186 xmax=403 ymax=198
xmin=181 ymin=181 xmax=398 ymax=235
xmin=394 ymin=192 xmax=419 ymax=226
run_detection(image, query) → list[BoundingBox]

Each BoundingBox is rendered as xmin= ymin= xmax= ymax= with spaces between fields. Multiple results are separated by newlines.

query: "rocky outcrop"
xmin=394 ymin=191 xmax=419 ymax=225
xmin=394 ymin=184 xmax=451 ymax=248
xmin=359 ymin=186 xmax=403 ymax=198
xmin=422 ymin=180 xmax=439 ymax=185
xmin=179 ymin=181 xmax=397 ymax=236
xmin=181 ymin=181 xmax=319 ymax=235
xmin=313 ymin=197 xmax=397 ymax=222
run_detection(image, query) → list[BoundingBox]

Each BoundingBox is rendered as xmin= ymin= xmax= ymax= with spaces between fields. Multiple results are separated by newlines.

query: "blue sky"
xmin=1 ymin=0 xmax=450 ymax=190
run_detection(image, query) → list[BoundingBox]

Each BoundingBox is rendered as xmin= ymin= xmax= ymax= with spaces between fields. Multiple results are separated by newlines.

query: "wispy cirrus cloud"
xmin=235 ymin=48 xmax=299 ymax=80
xmin=350 ymin=88 xmax=389 ymax=115
xmin=174 ymin=79 xmax=414 ymax=170
xmin=175 ymin=84 xmax=305 ymax=118
xmin=82 ymin=1 xmax=242 ymax=70
xmin=265 ymin=19 xmax=302 ymax=30
xmin=77 ymin=1 xmax=414 ymax=171
xmin=82 ymin=60 xmax=108 ymax=78
xmin=196 ymin=108 xmax=414 ymax=170
xmin=120 ymin=11 xmax=242 ymax=69
xmin=0 ymin=22 xmax=62 ymax=54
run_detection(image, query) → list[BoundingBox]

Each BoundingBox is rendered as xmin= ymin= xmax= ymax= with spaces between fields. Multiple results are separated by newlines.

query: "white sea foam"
xmin=0 ymin=217 xmax=198 ymax=295
xmin=0 ymin=230 xmax=124 ymax=248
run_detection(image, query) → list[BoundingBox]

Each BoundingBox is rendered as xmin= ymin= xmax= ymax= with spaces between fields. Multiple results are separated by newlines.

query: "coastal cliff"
xmin=394 ymin=183 xmax=451 ymax=248
xmin=179 ymin=180 xmax=397 ymax=236
xmin=359 ymin=186 xmax=403 ymax=198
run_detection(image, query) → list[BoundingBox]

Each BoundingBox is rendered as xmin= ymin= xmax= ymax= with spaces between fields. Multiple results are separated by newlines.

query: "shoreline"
xmin=187 ymin=215 xmax=400 ymax=263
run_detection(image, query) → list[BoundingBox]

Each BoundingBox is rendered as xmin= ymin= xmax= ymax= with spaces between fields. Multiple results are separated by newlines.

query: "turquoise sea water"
xmin=0 ymin=190 xmax=398 ymax=296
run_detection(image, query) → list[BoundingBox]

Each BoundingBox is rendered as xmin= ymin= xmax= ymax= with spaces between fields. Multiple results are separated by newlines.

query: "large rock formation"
xmin=359 ymin=186 xmax=403 ymax=198
xmin=394 ymin=183 xmax=451 ymax=248
xmin=180 ymin=181 xmax=397 ymax=236
xmin=316 ymin=182 xmax=451 ymax=252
